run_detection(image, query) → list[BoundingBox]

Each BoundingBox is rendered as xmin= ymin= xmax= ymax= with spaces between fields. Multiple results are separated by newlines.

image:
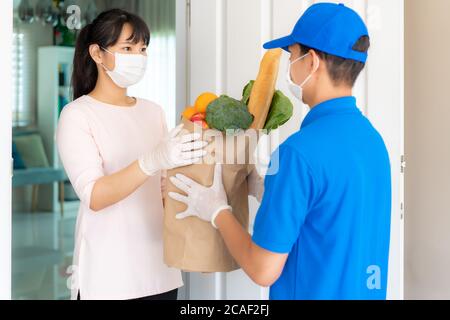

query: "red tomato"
xmin=190 ymin=113 xmax=206 ymax=122
xmin=192 ymin=119 xmax=209 ymax=129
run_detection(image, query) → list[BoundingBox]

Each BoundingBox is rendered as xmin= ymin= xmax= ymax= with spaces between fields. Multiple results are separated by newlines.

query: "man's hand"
xmin=169 ymin=164 xmax=287 ymax=287
xmin=168 ymin=164 xmax=232 ymax=228
xmin=248 ymin=167 xmax=264 ymax=203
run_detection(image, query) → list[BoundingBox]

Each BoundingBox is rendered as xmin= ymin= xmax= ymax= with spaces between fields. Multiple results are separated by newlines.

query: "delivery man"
xmin=168 ymin=2 xmax=391 ymax=300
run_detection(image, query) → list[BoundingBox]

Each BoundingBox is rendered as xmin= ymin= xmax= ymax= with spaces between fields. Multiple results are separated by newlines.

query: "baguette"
xmin=248 ymin=48 xmax=283 ymax=129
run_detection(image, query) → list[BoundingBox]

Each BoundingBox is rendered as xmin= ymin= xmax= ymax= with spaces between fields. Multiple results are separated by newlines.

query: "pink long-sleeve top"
xmin=56 ymin=95 xmax=182 ymax=300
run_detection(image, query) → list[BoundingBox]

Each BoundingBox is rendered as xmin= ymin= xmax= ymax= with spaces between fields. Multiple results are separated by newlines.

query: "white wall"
xmin=187 ymin=0 xmax=404 ymax=300
xmin=405 ymin=0 xmax=450 ymax=300
xmin=0 ymin=0 xmax=13 ymax=301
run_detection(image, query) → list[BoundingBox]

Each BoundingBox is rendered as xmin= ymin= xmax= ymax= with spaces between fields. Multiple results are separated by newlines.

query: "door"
xmin=183 ymin=0 xmax=404 ymax=300
xmin=0 ymin=0 xmax=13 ymax=300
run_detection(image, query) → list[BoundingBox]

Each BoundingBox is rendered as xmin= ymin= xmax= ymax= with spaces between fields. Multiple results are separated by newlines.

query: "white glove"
xmin=248 ymin=167 xmax=264 ymax=203
xmin=139 ymin=124 xmax=207 ymax=176
xmin=168 ymin=164 xmax=232 ymax=229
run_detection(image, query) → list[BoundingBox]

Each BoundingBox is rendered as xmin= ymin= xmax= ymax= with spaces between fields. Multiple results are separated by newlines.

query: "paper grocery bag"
xmin=163 ymin=119 xmax=256 ymax=272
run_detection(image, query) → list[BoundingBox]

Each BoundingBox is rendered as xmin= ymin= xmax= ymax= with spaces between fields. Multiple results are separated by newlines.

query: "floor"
xmin=10 ymin=198 xmax=262 ymax=300
xmin=12 ymin=208 xmax=78 ymax=300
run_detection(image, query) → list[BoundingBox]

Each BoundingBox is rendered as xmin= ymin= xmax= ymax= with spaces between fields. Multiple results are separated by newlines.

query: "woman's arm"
xmin=57 ymin=107 xmax=206 ymax=214
xmin=57 ymin=107 xmax=146 ymax=212
xmin=90 ymin=160 xmax=148 ymax=212
xmin=89 ymin=122 xmax=206 ymax=212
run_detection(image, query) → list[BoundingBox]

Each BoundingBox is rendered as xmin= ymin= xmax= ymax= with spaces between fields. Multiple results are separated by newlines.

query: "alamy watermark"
xmin=186 ymin=126 xmax=281 ymax=176
xmin=366 ymin=265 xmax=382 ymax=290
xmin=66 ymin=5 xmax=82 ymax=30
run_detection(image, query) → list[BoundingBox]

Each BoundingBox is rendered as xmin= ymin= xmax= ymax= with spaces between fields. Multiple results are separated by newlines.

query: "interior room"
xmin=0 ymin=0 xmax=449 ymax=301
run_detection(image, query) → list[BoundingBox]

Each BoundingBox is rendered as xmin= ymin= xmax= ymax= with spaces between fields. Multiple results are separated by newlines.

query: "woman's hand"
xmin=138 ymin=124 xmax=208 ymax=176
xmin=89 ymin=125 xmax=207 ymax=212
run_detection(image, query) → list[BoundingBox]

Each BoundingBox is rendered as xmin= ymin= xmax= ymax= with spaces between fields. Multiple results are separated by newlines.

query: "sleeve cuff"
xmin=252 ymin=232 xmax=292 ymax=254
xmin=82 ymin=180 xmax=97 ymax=210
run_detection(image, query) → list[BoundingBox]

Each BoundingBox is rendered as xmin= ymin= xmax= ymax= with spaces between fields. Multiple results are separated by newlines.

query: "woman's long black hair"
xmin=72 ymin=9 xmax=150 ymax=100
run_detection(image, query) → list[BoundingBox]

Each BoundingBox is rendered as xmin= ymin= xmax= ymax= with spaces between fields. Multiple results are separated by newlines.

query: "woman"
xmin=56 ymin=9 xmax=207 ymax=300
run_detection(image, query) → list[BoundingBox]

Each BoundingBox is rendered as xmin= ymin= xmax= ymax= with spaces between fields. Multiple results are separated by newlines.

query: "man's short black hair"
xmin=299 ymin=36 xmax=370 ymax=87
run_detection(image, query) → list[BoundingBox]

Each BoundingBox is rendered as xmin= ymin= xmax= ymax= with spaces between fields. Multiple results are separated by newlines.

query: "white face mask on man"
xmin=101 ymin=47 xmax=148 ymax=88
xmin=286 ymin=52 xmax=319 ymax=102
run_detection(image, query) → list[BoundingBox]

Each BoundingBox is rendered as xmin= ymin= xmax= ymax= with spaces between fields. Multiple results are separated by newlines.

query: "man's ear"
xmin=89 ymin=44 xmax=103 ymax=64
xmin=309 ymin=49 xmax=321 ymax=73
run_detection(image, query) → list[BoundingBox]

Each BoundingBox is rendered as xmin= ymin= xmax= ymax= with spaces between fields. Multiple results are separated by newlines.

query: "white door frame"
xmin=365 ymin=0 xmax=404 ymax=300
xmin=0 ymin=0 xmax=13 ymax=301
xmin=175 ymin=0 xmax=191 ymax=300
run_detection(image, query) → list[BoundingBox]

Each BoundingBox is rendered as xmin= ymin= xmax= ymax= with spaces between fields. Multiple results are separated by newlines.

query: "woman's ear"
xmin=89 ymin=44 xmax=103 ymax=65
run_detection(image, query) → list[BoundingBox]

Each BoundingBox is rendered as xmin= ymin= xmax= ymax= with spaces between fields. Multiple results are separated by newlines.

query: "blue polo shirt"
xmin=252 ymin=96 xmax=391 ymax=300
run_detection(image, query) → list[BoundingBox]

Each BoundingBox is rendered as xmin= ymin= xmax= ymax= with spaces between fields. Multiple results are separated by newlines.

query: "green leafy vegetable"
xmin=264 ymin=90 xmax=293 ymax=132
xmin=242 ymin=80 xmax=255 ymax=105
xmin=241 ymin=81 xmax=293 ymax=133
xmin=206 ymin=95 xmax=254 ymax=131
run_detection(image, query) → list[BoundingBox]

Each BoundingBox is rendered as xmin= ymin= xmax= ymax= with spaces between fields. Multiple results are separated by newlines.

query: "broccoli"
xmin=206 ymin=95 xmax=254 ymax=132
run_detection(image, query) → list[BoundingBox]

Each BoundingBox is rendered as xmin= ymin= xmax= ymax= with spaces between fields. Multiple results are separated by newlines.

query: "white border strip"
xmin=0 ymin=0 xmax=13 ymax=301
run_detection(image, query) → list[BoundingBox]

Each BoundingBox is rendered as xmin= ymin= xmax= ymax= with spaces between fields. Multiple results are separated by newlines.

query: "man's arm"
xmin=215 ymin=210 xmax=288 ymax=287
xmin=169 ymin=164 xmax=289 ymax=287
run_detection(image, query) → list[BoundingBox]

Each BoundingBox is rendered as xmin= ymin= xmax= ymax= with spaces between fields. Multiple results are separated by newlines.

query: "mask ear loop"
xmin=99 ymin=46 xmax=114 ymax=72
xmin=299 ymin=54 xmax=320 ymax=88
xmin=290 ymin=52 xmax=310 ymax=66
xmin=100 ymin=46 xmax=113 ymax=55
xmin=287 ymin=52 xmax=309 ymax=87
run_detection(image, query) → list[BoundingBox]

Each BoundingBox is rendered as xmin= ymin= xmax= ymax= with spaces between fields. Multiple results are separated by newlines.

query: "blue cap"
xmin=263 ymin=3 xmax=369 ymax=63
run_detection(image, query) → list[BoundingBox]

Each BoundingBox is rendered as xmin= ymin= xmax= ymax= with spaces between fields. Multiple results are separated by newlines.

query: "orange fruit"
xmin=195 ymin=92 xmax=218 ymax=113
xmin=182 ymin=106 xmax=197 ymax=120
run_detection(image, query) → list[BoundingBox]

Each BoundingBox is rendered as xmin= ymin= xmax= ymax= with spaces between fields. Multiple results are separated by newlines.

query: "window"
xmin=12 ymin=31 xmax=32 ymax=127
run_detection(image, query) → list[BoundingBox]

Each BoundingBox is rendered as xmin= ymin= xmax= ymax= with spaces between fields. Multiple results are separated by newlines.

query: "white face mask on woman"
xmin=287 ymin=52 xmax=319 ymax=102
xmin=101 ymin=47 xmax=148 ymax=88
